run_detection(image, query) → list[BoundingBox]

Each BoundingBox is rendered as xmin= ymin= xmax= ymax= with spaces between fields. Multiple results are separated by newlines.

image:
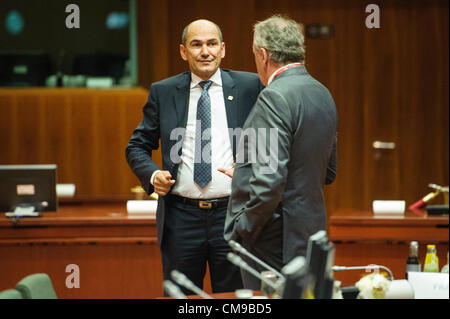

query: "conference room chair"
xmin=15 ymin=273 xmax=57 ymax=299
xmin=0 ymin=289 xmax=23 ymax=299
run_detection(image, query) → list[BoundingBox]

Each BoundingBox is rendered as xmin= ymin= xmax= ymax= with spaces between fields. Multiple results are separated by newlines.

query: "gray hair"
xmin=181 ymin=20 xmax=223 ymax=46
xmin=253 ymin=15 xmax=305 ymax=64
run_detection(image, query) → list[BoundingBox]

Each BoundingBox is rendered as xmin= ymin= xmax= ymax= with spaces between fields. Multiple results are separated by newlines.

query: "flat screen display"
xmin=0 ymin=164 xmax=57 ymax=212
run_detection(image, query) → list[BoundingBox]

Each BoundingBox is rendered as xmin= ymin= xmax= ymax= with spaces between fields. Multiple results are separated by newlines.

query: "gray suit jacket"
xmin=126 ymin=69 xmax=263 ymax=247
xmin=224 ymin=66 xmax=338 ymax=264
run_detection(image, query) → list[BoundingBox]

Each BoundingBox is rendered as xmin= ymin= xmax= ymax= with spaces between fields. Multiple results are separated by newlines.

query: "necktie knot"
xmin=199 ymin=80 xmax=213 ymax=91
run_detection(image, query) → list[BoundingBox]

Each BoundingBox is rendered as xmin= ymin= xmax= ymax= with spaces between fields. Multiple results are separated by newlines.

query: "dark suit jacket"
xmin=224 ymin=66 xmax=338 ymax=264
xmin=126 ymin=69 xmax=263 ymax=246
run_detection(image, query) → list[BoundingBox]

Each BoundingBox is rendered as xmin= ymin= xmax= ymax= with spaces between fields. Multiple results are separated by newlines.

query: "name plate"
xmin=56 ymin=183 xmax=76 ymax=198
xmin=126 ymin=200 xmax=157 ymax=215
xmin=372 ymin=200 xmax=405 ymax=215
xmin=407 ymin=272 xmax=449 ymax=299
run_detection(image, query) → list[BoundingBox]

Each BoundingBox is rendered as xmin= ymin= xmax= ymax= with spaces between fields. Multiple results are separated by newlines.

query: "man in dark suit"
xmin=126 ymin=19 xmax=262 ymax=293
xmin=223 ymin=15 xmax=338 ymax=289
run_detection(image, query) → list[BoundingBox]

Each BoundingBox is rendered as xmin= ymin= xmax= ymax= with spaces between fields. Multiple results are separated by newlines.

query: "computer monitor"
xmin=0 ymin=164 xmax=58 ymax=212
xmin=0 ymin=52 xmax=51 ymax=87
xmin=281 ymin=256 xmax=315 ymax=299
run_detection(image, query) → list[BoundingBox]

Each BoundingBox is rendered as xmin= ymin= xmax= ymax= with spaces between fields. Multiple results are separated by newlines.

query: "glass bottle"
xmin=441 ymin=252 xmax=449 ymax=273
xmin=405 ymin=241 xmax=421 ymax=279
xmin=423 ymin=244 xmax=439 ymax=272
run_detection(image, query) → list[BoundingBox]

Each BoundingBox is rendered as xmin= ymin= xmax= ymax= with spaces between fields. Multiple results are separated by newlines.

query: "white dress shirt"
xmin=152 ymin=69 xmax=234 ymax=199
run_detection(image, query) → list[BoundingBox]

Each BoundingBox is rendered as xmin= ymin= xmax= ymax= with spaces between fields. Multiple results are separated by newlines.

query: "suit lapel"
xmin=170 ymin=73 xmax=191 ymax=180
xmin=174 ymin=72 xmax=191 ymax=129
xmin=221 ymin=70 xmax=239 ymax=158
xmin=221 ymin=70 xmax=238 ymax=129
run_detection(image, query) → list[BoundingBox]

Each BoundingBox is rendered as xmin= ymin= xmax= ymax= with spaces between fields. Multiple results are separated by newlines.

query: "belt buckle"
xmin=199 ymin=201 xmax=212 ymax=209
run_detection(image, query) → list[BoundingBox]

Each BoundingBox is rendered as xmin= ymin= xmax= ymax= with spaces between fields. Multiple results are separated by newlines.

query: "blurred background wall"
xmin=0 ymin=0 xmax=448 ymax=215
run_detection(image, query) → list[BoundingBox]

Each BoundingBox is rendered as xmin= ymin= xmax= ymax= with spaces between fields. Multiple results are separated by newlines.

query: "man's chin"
xmin=196 ymin=67 xmax=218 ymax=80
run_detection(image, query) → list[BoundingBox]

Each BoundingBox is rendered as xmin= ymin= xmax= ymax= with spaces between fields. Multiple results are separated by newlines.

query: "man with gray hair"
xmin=223 ymin=15 xmax=338 ymax=289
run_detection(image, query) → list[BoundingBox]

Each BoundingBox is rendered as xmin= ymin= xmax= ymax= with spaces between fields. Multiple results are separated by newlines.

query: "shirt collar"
xmin=191 ymin=68 xmax=222 ymax=89
xmin=267 ymin=63 xmax=301 ymax=85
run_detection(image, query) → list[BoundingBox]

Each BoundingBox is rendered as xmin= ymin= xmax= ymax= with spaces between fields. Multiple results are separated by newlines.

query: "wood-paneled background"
xmin=1 ymin=0 xmax=448 ymax=216
xmin=0 ymin=88 xmax=151 ymax=200
xmin=138 ymin=0 xmax=449 ymax=214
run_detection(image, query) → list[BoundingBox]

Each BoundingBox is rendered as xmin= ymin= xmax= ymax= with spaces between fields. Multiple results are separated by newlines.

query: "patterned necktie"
xmin=194 ymin=80 xmax=213 ymax=188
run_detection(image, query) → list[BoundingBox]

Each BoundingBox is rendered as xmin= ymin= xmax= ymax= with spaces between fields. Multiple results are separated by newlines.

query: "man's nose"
xmin=200 ymin=44 xmax=209 ymax=56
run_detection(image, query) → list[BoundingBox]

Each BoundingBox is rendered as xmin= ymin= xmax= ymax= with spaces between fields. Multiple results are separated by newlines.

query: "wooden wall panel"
xmin=361 ymin=0 xmax=401 ymax=204
xmin=0 ymin=88 xmax=156 ymax=201
xmin=135 ymin=1 xmax=447 ymax=216
xmin=0 ymin=0 xmax=447 ymax=211
xmin=397 ymin=1 xmax=449 ymax=204
xmin=137 ymin=0 xmax=171 ymax=89
xmin=0 ymin=243 xmax=163 ymax=298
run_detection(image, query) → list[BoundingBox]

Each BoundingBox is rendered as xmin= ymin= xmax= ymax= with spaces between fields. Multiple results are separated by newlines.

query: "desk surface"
xmin=0 ymin=202 xmax=162 ymax=299
xmin=331 ymin=208 xmax=448 ymax=226
xmin=329 ymin=209 xmax=449 ymax=242
xmin=0 ymin=202 xmax=156 ymax=227
xmin=0 ymin=203 xmax=157 ymax=246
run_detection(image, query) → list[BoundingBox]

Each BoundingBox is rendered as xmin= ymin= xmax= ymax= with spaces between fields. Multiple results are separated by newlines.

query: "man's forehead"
xmin=189 ymin=37 xmax=220 ymax=43
xmin=186 ymin=21 xmax=221 ymax=42
xmin=187 ymin=29 xmax=220 ymax=40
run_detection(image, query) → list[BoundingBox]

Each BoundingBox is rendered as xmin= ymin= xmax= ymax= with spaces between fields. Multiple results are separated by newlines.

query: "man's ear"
xmin=260 ymin=47 xmax=269 ymax=66
xmin=180 ymin=44 xmax=188 ymax=61
xmin=221 ymin=42 xmax=226 ymax=59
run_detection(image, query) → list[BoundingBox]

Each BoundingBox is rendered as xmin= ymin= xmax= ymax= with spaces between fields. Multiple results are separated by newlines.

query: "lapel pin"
xmin=228 ymin=96 xmax=234 ymax=101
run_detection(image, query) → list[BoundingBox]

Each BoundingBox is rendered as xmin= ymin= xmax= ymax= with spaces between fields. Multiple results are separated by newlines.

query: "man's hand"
xmin=217 ymin=167 xmax=234 ymax=178
xmin=153 ymin=171 xmax=175 ymax=196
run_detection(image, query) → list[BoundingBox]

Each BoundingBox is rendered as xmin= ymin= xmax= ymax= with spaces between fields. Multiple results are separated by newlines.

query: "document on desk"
xmin=407 ymin=272 xmax=449 ymax=299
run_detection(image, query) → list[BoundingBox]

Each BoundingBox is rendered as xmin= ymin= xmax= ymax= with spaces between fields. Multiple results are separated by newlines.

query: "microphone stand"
xmin=332 ymin=265 xmax=394 ymax=281
xmin=228 ymin=240 xmax=284 ymax=279
xmin=163 ymin=280 xmax=187 ymax=299
xmin=227 ymin=252 xmax=280 ymax=291
xmin=171 ymin=270 xmax=213 ymax=299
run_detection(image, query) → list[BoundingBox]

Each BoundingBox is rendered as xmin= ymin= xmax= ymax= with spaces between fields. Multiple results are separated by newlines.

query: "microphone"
xmin=408 ymin=183 xmax=447 ymax=210
xmin=332 ymin=265 xmax=394 ymax=281
xmin=228 ymin=240 xmax=284 ymax=279
xmin=163 ymin=280 xmax=187 ymax=299
xmin=171 ymin=270 xmax=213 ymax=299
xmin=226 ymin=252 xmax=279 ymax=291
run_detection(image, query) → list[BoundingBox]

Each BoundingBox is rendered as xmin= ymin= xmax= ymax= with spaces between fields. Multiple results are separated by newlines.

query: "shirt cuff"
xmin=150 ymin=170 xmax=161 ymax=186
